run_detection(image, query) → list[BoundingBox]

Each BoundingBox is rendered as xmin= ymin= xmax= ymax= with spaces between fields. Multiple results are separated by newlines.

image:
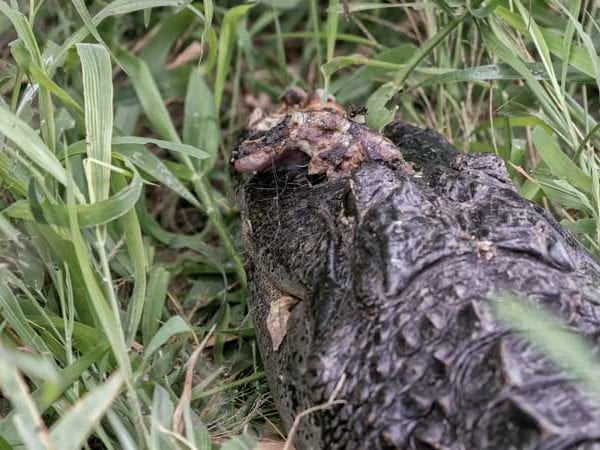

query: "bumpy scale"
xmin=234 ymin=89 xmax=600 ymax=450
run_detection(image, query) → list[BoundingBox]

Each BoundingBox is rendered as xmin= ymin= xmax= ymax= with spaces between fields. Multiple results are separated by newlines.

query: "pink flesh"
xmin=235 ymin=148 xmax=307 ymax=173
xmin=234 ymin=153 xmax=274 ymax=173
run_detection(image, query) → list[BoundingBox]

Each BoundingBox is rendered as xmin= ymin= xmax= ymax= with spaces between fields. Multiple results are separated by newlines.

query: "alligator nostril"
xmin=307 ymin=173 xmax=326 ymax=186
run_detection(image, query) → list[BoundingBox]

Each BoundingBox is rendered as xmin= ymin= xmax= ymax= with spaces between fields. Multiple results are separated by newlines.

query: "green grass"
xmin=0 ymin=0 xmax=599 ymax=448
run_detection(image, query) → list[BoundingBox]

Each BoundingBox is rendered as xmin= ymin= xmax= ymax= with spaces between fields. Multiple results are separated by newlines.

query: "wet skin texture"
xmin=236 ymin=112 xmax=600 ymax=449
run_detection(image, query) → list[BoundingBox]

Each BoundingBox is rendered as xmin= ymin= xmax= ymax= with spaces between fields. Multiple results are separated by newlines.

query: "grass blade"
xmin=112 ymin=170 xmax=147 ymax=346
xmin=143 ymin=316 xmax=192 ymax=363
xmin=183 ymin=70 xmax=220 ymax=172
xmin=0 ymin=347 xmax=53 ymax=450
xmin=10 ymin=41 xmax=83 ymax=116
xmin=214 ymin=4 xmax=254 ymax=110
xmin=114 ymin=136 xmax=208 ymax=160
xmin=495 ymin=7 xmax=600 ymax=80
xmin=118 ymin=48 xmax=246 ymax=290
xmin=219 ymin=435 xmax=257 ymax=450
xmin=141 ymin=266 xmax=170 ymax=346
xmin=150 ymin=385 xmax=176 ymax=450
xmin=77 ymin=43 xmax=114 ymax=204
xmin=0 ymin=343 xmax=109 ymax=446
xmin=0 ymin=268 xmax=50 ymax=352
xmin=365 ymin=12 xmax=467 ymax=129
xmin=0 ymin=106 xmax=70 ymax=189
xmin=106 ymin=411 xmax=138 ymax=450
xmin=139 ymin=9 xmax=196 ymax=74
xmin=532 ymin=126 xmax=591 ymax=192
xmin=4 ymin=163 xmax=143 ymax=227
xmin=49 ymin=371 xmax=125 ymax=450
xmin=553 ymin=1 xmax=600 ymax=95
xmin=117 ymin=144 xmax=201 ymax=208
xmin=417 ymin=62 xmax=593 ymax=86
xmin=117 ymin=50 xmax=180 ymax=143
xmin=323 ymin=0 xmax=339 ymax=94
xmin=393 ymin=12 xmax=467 ymax=90
xmin=70 ymin=0 xmax=106 ymax=47
xmin=49 ymin=0 xmax=189 ymax=75
xmin=513 ymin=0 xmax=575 ymax=142
xmin=495 ymin=295 xmax=600 ymax=401
xmin=479 ymin=23 xmax=567 ymax=139
xmin=0 ymin=1 xmax=56 ymax=152
xmin=65 ymin=154 xmax=130 ymax=377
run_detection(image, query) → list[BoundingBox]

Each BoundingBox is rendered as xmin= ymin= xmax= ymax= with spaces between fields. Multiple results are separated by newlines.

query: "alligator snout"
xmin=233 ymin=88 xmax=403 ymax=177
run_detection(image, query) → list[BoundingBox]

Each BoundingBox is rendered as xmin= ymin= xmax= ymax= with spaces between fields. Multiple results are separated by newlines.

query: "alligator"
xmin=233 ymin=88 xmax=600 ymax=449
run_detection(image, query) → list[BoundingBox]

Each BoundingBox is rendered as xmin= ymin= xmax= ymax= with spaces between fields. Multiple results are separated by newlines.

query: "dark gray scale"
xmin=238 ymin=120 xmax=600 ymax=449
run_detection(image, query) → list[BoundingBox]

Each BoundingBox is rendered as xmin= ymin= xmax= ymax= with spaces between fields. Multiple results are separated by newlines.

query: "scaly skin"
xmin=235 ymin=93 xmax=600 ymax=449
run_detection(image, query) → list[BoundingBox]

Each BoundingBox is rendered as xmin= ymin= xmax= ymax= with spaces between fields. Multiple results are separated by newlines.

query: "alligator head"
xmin=233 ymin=89 xmax=600 ymax=449
xmin=233 ymin=87 xmax=404 ymax=177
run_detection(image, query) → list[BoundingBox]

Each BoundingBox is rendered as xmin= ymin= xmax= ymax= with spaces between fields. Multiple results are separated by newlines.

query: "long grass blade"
xmin=49 ymin=0 xmax=190 ymax=74
xmin=532 ymin=126 xmax=591 ymax=192
xmin=0 ymin=343 xmax=109 ymax=445
xmin=77 ymin=43 xmax=113 ymax=204
xmin=141 ymin=266 xmax=170 ymax=346
xmin=0 ymin=106 xmax=70 ymax=188
xmin=0 ymin=1 xmax=56 ymax=151
xmin=214 ymin=4 xmax=254 ymax=110
xmin=183 ymin=70 xmax=220 ymax=172
xmin=114 ymin=171 xmax=147 ymax=346
xmin=0 ymin=346 xmax=54 ymax=450
xmin=4 ymin=164 xmax=143 ymax=227
xmin=49 ymin=372 xmax=125 ymax=450
xmin=495 ymin=295 xmax=600 ymax=401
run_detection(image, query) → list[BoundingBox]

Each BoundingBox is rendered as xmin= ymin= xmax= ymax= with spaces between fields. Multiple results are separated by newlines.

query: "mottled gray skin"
xmin=238 ymin=121 xmax=600 ymax=449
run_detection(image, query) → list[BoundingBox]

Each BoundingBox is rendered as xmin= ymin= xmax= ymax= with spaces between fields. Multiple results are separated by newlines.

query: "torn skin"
xmin=232 ymin=88 xmax=406 ymax=178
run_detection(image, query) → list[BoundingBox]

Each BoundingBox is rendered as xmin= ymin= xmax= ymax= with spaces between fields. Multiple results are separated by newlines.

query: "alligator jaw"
xmin=233 ymin=88 xmax=405 ymax=178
